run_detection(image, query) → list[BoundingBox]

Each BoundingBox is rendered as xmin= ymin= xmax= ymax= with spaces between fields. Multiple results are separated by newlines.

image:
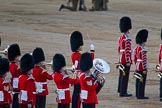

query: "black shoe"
xmin=79 ymin=8 xmax=87 ymax=11
xmin=59 ymin=4 xmax=64 ymax=11
xmin=137 ymin=96 xmax=149 ymax=99
xmin=160 ymin=98 xmax=162 ymax=101
xmin=120 ymin=93 xmax=132 ymax=97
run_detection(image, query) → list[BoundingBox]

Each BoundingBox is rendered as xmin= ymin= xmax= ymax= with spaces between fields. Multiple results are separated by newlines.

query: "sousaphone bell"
xmin=92 ymin=58 xmax=110 ymax=94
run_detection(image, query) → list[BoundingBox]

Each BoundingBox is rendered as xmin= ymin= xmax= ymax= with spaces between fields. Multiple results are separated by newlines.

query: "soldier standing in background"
xmin=158 ymin=29 xmax=162 ymax=101
xmin=117 ymin=16 xmax=132 ymax=97
xmin=134 ymin=29 xmax=149 ymax=99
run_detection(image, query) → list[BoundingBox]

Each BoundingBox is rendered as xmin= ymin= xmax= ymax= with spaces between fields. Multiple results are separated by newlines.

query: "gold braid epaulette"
xmin=16 ymin=64 xmax=20 ymax=70
xmin=40 ymin=67 xmax=47 ymax=73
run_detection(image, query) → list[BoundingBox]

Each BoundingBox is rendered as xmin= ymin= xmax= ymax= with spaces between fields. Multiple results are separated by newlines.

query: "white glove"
xmin=90 ymin=44 xmax=95 ymax=51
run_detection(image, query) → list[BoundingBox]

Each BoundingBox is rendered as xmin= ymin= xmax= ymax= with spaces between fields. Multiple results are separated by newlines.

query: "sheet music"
xmin=21 ymin=90 xmax=27 ymax=101
xmin=57 ymin=90 xmax=65 ymax=100
xmin=13 ymin=78 xmax=19 ymax=88
xmin=0 ymin=91 xmax=4 ymax=101
xmin=80 ymin=90 xmax=88 ymax=99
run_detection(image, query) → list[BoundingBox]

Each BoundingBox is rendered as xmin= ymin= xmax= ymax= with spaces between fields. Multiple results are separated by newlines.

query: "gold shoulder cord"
xmin=41 ymin=67 xmax=47 ymax=73
xmin=16 ymin=64 xmax=20 ymax=70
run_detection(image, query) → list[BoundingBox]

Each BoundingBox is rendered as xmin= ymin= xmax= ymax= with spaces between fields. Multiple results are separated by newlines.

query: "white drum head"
xmin=93 ymin=58 xmax=110 ymax=73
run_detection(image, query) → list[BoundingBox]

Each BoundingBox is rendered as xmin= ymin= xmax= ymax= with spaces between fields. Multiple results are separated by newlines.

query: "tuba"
xmin=92 ymin=58 xmax=110 ymax=94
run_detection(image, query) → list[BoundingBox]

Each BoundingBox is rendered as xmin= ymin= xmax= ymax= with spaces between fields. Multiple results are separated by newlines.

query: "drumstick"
xmin=87 ymin=33 xmax=93 ymax=44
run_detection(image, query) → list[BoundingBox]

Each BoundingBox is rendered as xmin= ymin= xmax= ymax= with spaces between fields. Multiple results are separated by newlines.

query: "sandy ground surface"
xmin=0 ymin=0 xmax=162 ymax=107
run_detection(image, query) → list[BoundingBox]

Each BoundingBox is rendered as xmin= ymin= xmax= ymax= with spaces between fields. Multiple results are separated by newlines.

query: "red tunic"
xmin=0 ymin=77 xmax=12 ymax=105
xmin=32 ymin=66 xmax=53 ymax=96
xmin=159 ymin=44 xmax=162 ymax=71
xmin=53 ymin=72 xmax=79 ymax=104
xmin=27 ymin=76 xmax=36 ymax=106
xmin=9 ymin=62 xmax=21 ymax=91
xmin=79 ymin=72 xmax=98 ymax=104
xmin=134 ymin=45 xmax=147 ymax=72
xmin=71 ymin=52 xmax=94 ymax=70
xmin=18 ymin=75 xmax=36 ymax=105
xmin=118 ymin=34 xmax=132 ymax=64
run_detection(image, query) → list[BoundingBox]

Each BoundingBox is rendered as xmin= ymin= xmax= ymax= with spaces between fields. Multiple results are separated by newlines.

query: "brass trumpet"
xmin=158 ymin=72 xmax=162 ymax=78
xmin=116 ymin=64 xmax=126 ymax=76
xmin=156 ymin=64 xmax=160 ymax=71
xmin=43 ymin=61 xmax=78 ymax=73
xmin=155 ymin=64 xmax=162 ymax=78
xmin=133 ymin=72 xmax=143 ymax=82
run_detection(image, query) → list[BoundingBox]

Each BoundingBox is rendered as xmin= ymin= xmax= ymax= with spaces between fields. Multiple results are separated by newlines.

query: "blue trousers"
xmin=117 ymin=64 xmax=131 ymax=95
xmin=136 ymin=72 xmax=147 ymax=98
xmin=72 ymin=83 xmax=81 ymax=108
xmin=57 ymin=103 xmax=69 ymax=108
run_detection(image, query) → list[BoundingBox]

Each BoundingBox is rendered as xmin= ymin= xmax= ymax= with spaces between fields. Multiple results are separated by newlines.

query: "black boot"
xmin=137 ymin=96 xmax=149 ymax=99
xmin=160 ymin=98 xmax=162 ymax=101
xmin=120 ymin=93 xmax=132 ymax=97
xmin=59 ymin=4 xmax=64 ymax=11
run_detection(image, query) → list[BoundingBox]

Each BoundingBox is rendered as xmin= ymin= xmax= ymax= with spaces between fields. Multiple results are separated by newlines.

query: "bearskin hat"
xmin=80 ymin=52 xmax=93 ymax=72
xmin=20 ymin=53 xmax=34 ymax=74
xmin=8 ymin=43 xmax=21 ymax=61
xmin=120 ymin=16 xmax=132 ymax=33
xmin=53 ymin=53 xmax=66 ymax=72
xmin=0 ymin=58 xmax=9 ymax=76
xmin=32 ymin=47 xmax=45 ymax=64
xmin=136 ymin=29 xmax=148 ymax=44
xmin=70 ymin=31 xmax=84 ymax=52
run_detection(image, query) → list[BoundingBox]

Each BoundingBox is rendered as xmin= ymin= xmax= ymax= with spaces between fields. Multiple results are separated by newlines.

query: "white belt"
xmin=12 ymin=91 xmax=20 ymax=94
xmin=35 ymin=82 xmax=47 ymax=85
xmin=120 ymin=49 xmax=125 ymax=53
xmin=33 ymin=92 xmax=37 ymax=94
xmin=57 ymin=88 xmax=70 ymax=91
xmin=137 ymin=59 xmax=143 ymax=62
